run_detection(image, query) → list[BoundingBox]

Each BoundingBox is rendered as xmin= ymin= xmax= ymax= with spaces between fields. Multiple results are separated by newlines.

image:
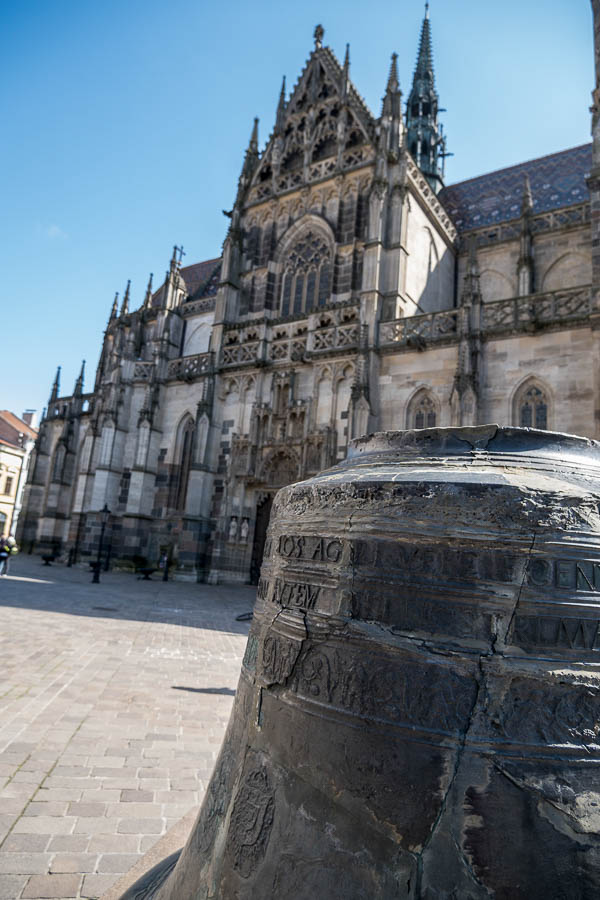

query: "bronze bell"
xmin=121 ymin=426 xmax=600 ymax=899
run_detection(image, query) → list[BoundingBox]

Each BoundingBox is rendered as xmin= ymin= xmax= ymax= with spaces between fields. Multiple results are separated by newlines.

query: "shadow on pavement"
xmin=0 ymin=556 xmax=256 ymax=635
xmin=172 ymin=686 xmax=237 ymax=695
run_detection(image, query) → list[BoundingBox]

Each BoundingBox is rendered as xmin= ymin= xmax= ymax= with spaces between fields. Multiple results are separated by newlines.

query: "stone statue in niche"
xmin=228 ymin=516 xmax=238 ymax=542
xmin=240 ymin=518 xmax=249 ymax=543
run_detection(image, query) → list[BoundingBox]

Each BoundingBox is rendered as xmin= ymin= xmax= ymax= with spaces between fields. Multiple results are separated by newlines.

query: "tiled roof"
xmin=181 ymin=258 xmax=221 ymax=300
xmin=439 ymin=144 xmax=592 ymax=232
xmin=0 ymin=411 xmax=38 ymax=448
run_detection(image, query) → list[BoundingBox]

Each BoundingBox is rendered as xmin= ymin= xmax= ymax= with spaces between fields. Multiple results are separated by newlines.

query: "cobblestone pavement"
xmin=0 ymin=556 xmax=253 ymax=899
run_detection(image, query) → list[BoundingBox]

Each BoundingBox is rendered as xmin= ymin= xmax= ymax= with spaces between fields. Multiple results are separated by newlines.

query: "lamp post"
xmin=91 ymin=504 xmax=110 ymax=584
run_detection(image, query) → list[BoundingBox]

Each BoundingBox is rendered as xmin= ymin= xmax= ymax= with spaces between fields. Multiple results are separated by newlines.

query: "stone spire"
xmin=275 ymin=77 xmax=286 ymax=134
xmin=517 ymin=176 xmax=535 ymax=295
xmin=382 ymin=53 xmax=401 ymax=120
xmin=49 ymin=366 xmax=61 ymax=404
xmin=143 ymin=273 xmax=154 ymax=309
xmin=405 ymin=4 xmax=446 ymax=193
xmin=379 ymin=53 xmax=403 ymax=158
xmin=74 ymin=360 xmax=85 ymax=397
xmin=341 ymin=44 xmax=350 ymax=101
xmin=109 ymin=292 xmax=119 ymax=322
xmin=120 ymin=280 xmax=130 ymax=316
xmin=234 ymin=118 xmax=260 ymax=207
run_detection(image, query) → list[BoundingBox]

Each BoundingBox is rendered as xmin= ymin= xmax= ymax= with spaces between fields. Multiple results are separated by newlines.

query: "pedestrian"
xmin=0 ymin=537 xmax=10 ymax=576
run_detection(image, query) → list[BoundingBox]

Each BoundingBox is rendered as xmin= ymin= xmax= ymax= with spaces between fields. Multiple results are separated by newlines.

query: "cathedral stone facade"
xmin=19 ymin=8 xmax=600 ymax=583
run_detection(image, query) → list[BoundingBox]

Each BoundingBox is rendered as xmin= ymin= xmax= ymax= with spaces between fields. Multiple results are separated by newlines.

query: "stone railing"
xmin=133 ymin=362 xmax=154 ymax=381
xmin=220 ymin=342 xmax=261 ymax=368
xmin=467 ymin=203 xmax=590 ymax=250
xmin=379 ymin=310 xmax=459 ymax=348
xmin=482 ymin=285 xmax=592 ymax=334
xmin=181 ymin=297 xmax=216 ymax=317
xmin=312 ymin=322 xmax=360 ymax=353
xmin=269 ymin=337 xmax=307 ymax=363
xmin=167 ymin=352 xmax=212 ymax=381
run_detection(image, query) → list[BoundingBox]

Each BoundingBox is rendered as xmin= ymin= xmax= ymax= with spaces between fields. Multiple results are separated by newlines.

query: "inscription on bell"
xmin=257 ymin=575 xmax=321 ymax=611
xmin=277 ymin=534 xmax=344 ymax=563
xmin=513 ymin=615 xmax=600 ymax=650
xmin=527 ymin=558 xmax=600 ymax=592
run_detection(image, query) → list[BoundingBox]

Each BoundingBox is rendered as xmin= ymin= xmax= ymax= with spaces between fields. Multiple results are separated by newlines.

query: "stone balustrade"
xmin=167 ymin=352 xmax=212 ymax=381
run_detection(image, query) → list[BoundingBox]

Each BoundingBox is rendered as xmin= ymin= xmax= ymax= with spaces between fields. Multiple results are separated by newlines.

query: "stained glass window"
xmin=280 ymin=231 xmax=331 ymax=316
xmin=410 ymin=393 xmax=437 ymax=429
xmin=519 ymin=385 xmax=548 ymax=430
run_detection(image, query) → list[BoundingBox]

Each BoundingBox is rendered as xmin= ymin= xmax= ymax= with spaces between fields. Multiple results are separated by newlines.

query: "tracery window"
xmin=280 ymin=231 xmax=331 ymax=317
xmin=409 ymin=392 xmax=437 ymax=429
xmin=519 ymin=385 xmax=548 ymax=430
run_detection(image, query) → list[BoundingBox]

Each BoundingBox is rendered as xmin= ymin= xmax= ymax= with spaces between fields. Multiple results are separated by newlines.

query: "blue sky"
xmin=0 ymin=0 xmax=593 ymax=421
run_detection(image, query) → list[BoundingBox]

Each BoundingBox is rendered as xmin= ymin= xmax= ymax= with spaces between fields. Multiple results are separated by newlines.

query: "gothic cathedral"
xmin=19 ymin=7 xmax=600 ymax=583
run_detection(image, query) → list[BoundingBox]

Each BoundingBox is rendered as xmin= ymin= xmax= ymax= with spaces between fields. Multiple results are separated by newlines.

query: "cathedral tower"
xmin=405 ymin=4 xmax=447 ymax=194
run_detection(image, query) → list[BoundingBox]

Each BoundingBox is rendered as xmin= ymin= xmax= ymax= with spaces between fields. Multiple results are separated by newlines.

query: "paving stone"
xmin=117 ymin=818 xmax=164 ymax=835
xmin=0 ymin=874 xmax=28 ymax=899
xmin=96 ymin=853 xmax=142 ymax=874
xmin=49 ymin=853 xmax=98 ymax=873
xmin=0 ymin=853 xmax=52 ymax=874
xmin=107 ymin=802 xmax=163 ymax=818
xmin=47 ymin=835 xmax=89 ymax=852
xmin=87 ymin=834 xmax=138 ymax=854
xmin=81 ymin=873 xmax=120 ymax=898
xmin=1 ymin=834 xmax=49 ymax=852
xmin=120 ymin=790 xmax=153 ymax=802
xmin=67 ymin=802 xmax=106 ymax=817
xmin=23 ymin=802 xmax=69 ymax=817
xmin=22 ymin=873 xmax=82 ymax=898
xmin=13 ymin=817 xmax=76 ymax=835
xmin=72 ymin=818 xmax=120 ymax=834
xmin=36 ymin=788 xmax=82 ymax=802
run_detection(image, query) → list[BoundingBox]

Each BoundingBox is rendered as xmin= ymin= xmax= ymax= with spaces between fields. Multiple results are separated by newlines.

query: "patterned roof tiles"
xmin=181 ymin=258 xmax=222 ymax=299
xmin=439 ymin=143 xmax=592 ymax=233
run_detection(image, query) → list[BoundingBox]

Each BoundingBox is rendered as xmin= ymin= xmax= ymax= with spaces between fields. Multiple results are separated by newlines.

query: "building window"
xmin=175 ymin=419 xmax=194 ymax=511
xmin=519 ymin=385 xmax=548 ymax=430
xmin=280 ymin=231 xmax=332 ymax=317
xmin=4 ymin=476 xmax=13 ymax=495
xmin=409 ymin=392 xmax=437 ymax=429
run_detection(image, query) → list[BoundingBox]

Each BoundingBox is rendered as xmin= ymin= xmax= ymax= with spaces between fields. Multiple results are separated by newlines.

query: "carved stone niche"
xmin=120 ymin=426 xmax=600 ymax=900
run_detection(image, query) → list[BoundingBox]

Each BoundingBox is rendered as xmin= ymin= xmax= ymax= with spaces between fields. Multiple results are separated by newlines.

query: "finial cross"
xmin=175 ymin=245 xmax=186 ymax=264
xmin=314 ymin=24 xmax=324 ymax=48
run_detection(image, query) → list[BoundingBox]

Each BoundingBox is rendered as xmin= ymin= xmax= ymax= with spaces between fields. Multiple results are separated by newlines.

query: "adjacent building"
xmin=0 ymin=411 xmax=38 ymax=539
xmin=18 ymin=7 xmax=600 ymax=583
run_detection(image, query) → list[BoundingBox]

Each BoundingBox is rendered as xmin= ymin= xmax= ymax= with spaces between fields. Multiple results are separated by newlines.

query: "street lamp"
xmin=91 ymin=504 xmax=111 ymax=584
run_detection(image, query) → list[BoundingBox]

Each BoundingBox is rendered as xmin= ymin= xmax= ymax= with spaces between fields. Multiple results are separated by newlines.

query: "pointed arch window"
xmin=175 ymin=418 xmax=194 ymax=512
xmin=518 ymin=384 xmax=548 ymax=430
xmin=280 ymin=231 xmax=332 ymax=317
xmin=408 ymin=391 xmax=437 ymax=430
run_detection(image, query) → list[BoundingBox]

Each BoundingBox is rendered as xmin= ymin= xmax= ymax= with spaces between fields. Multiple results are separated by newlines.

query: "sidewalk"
xmin=0 ymin=556 xmax=254 ymax=899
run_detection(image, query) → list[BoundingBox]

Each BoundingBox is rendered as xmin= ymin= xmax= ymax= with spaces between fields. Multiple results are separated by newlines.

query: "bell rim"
xmin=347 ymin=424 xmax=600 ymax=463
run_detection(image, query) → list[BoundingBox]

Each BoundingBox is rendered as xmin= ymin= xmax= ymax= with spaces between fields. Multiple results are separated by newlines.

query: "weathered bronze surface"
xmin=121 ymin=426 xmax=600 ymax=899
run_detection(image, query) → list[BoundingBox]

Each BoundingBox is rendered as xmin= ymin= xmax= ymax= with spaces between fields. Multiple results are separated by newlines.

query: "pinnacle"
xmin=387 ymin=52 xmax=399 ymax=93
xmin=522 ymin=174 xmax=534 ymax=214
xmin=249 ymin=117 xmax=259 ymax=153
xmin=414 ymin=5 xmax=434 ymax=82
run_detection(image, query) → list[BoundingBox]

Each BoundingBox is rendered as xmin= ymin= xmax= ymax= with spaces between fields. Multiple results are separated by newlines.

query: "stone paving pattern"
xmin=0 ymin=556 xmax=253 ymax=899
